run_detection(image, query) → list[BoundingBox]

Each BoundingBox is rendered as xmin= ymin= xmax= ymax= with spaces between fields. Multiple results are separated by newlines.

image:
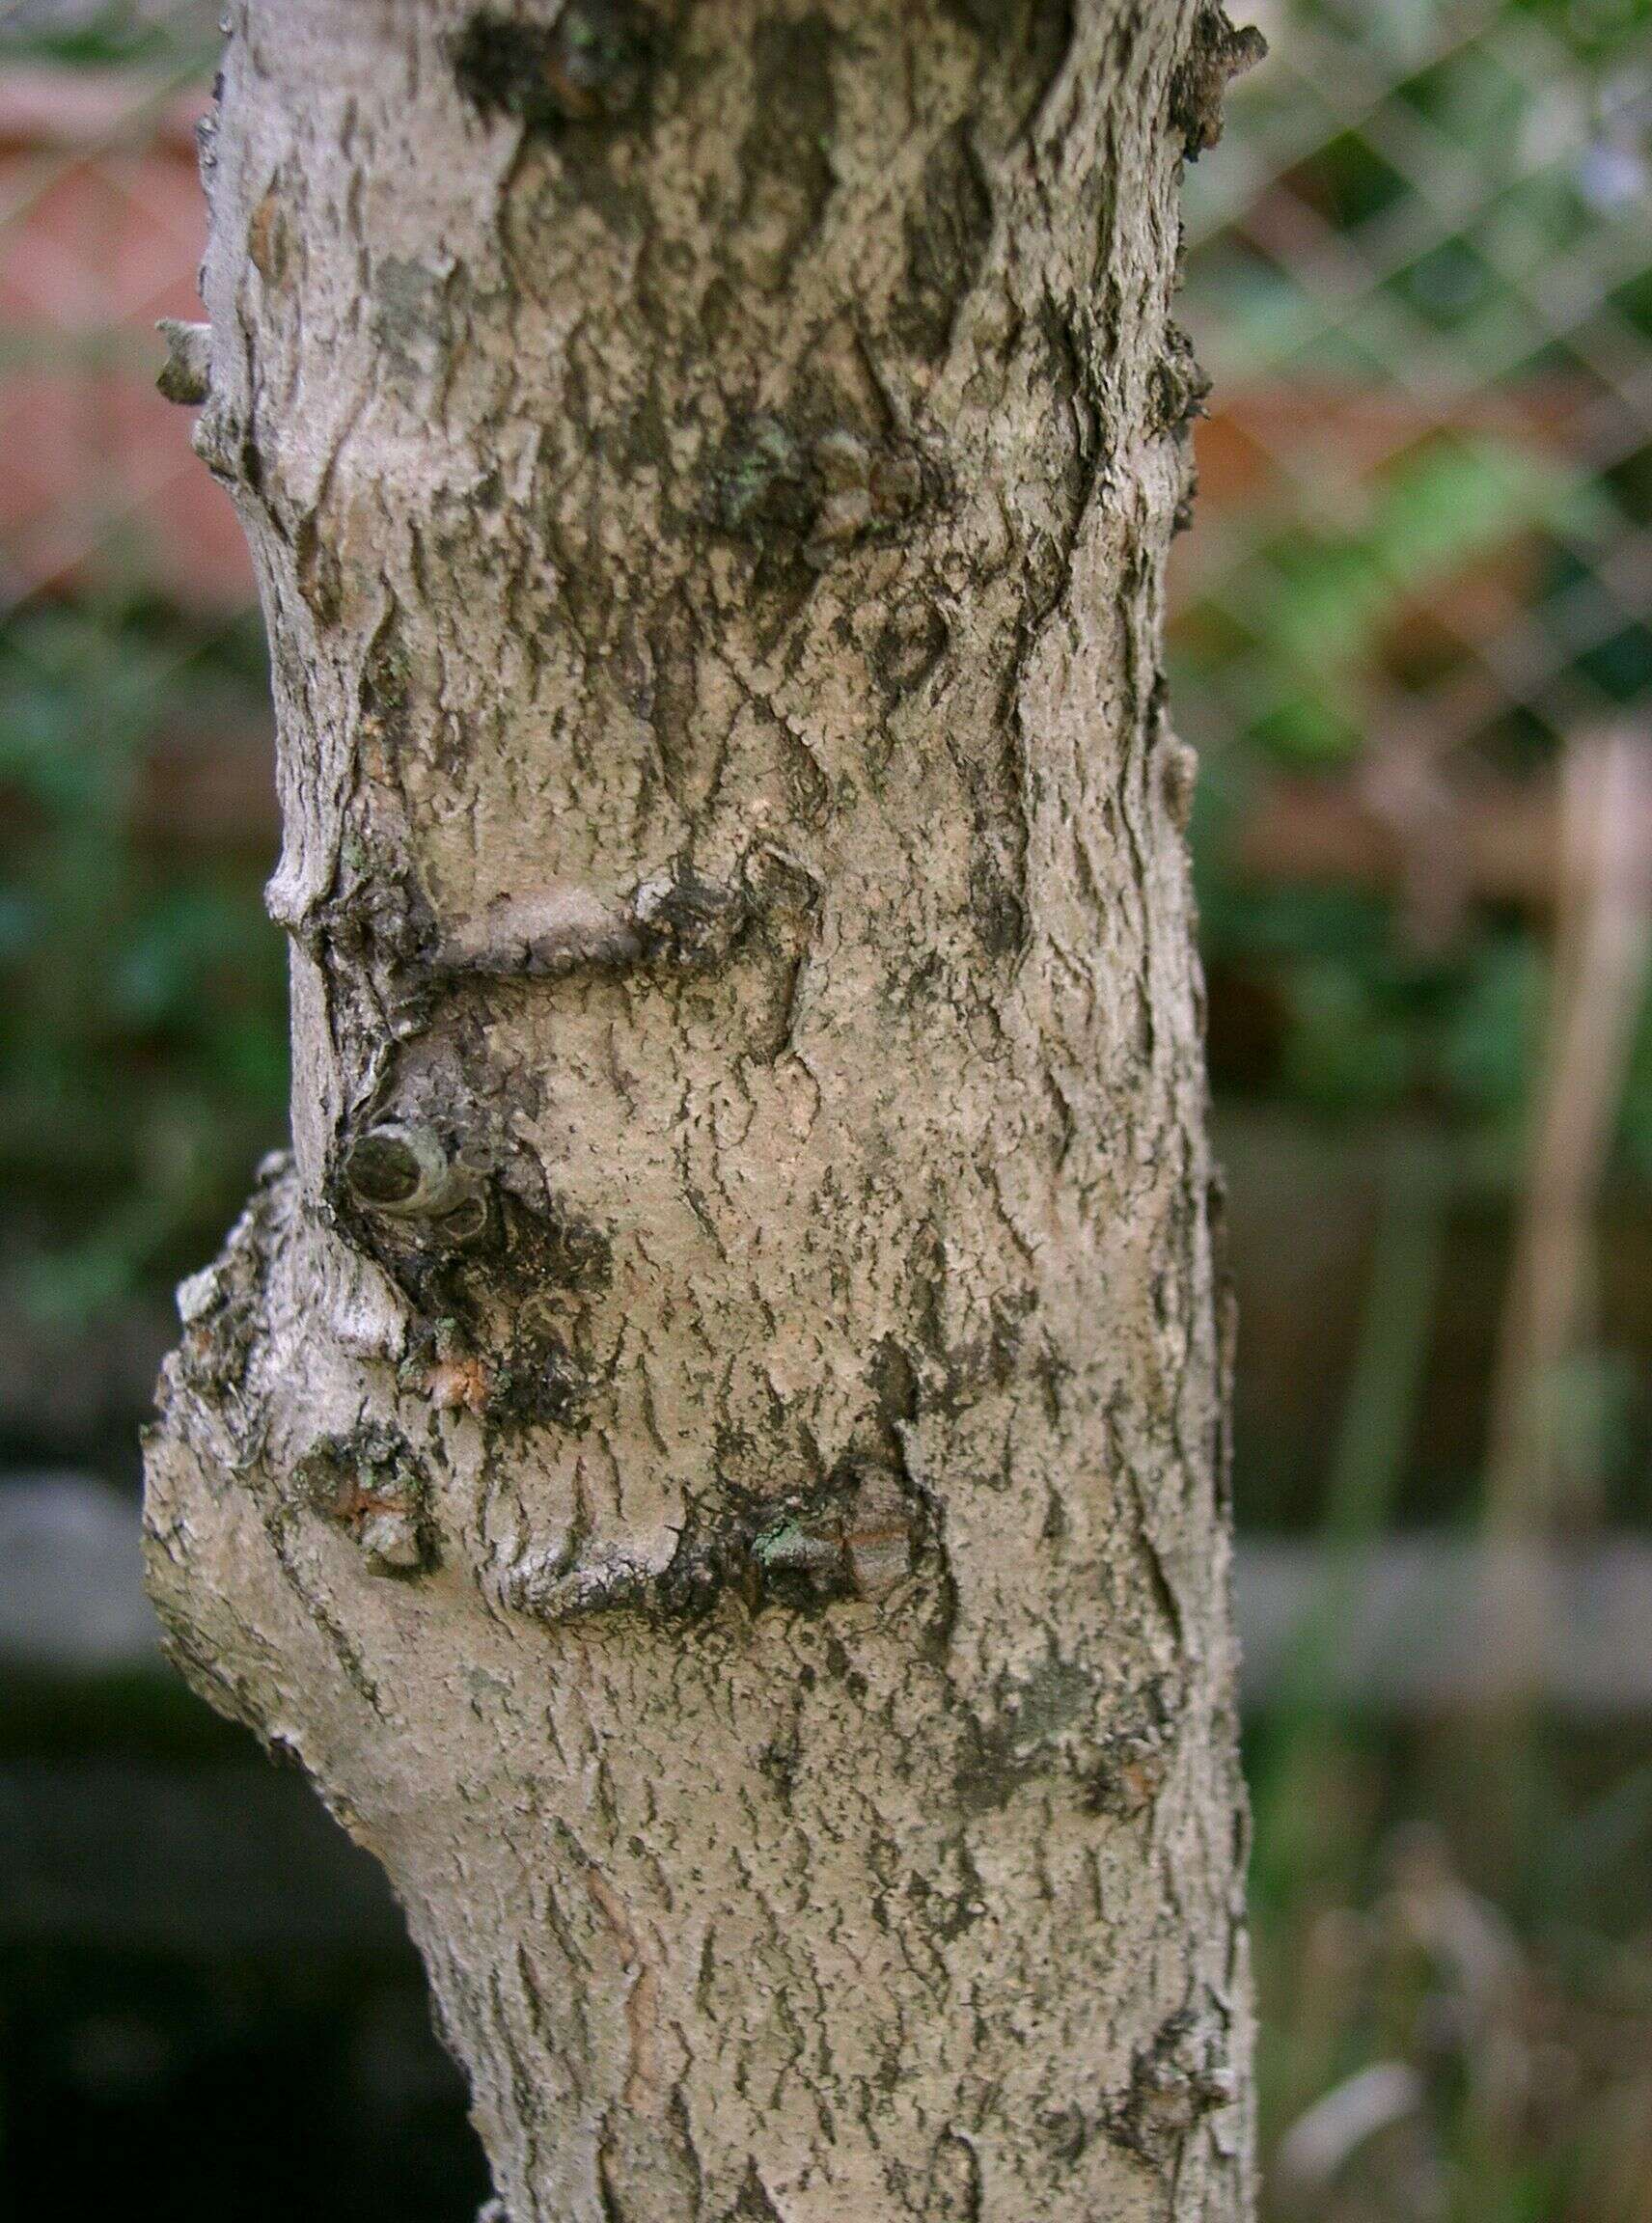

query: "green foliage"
xmin=1624 ymin=994 xmax=1652 ymax=1181
xmin=1191 ymin=0 xmax=1652 ymax=386
xmin=0 ymin=601 xmax=286 ymax=1325
xmin=1184 ymin=436 xmax=1604 ymax=765
xmin=1171 ymin=0 xmax=1652 ymax=1174
xmin=0 ymin=2 xmax=217 ymax=69
xmin=1295 ymin=0 xmax=1652 ymax=64
xmin=1193 ymin=833 xmax=1569 ymax=1137
xmin=1179 ymin=428 xmax=1652 ymax=1148
xmin=1250 ymin=1715 xmax=1652 ymax=2222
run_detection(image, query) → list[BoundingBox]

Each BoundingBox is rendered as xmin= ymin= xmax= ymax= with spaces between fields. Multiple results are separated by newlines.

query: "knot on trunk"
xmin=1107 ymin=2007 xmax=1238 ymax=2162
xmin=342 ymin=1121 xmax=489 ymax=1235
xmin=434 ymin=858 xmax=753 ymax=981
xmin=497 ymin=1452 xmax=933 ymax=1628
xmin=1169 ymin=9 xmax=1267 ymax=160
xmin=155 ymin=317 xmax=211 ymax=405
xmin=707 ymin=415 xmax=929 ymax=565
xmin=294 ymin=1424 xmax=437 ymax=1577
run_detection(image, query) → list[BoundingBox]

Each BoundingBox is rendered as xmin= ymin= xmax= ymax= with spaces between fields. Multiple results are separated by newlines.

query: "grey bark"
xmin=145 ymin=4 xmax=1258 ymax=2217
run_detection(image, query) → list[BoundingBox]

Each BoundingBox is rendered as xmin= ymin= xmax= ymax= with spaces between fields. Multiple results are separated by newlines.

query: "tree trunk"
xmin=145 ymin=5 xmax=1257 ymax=2217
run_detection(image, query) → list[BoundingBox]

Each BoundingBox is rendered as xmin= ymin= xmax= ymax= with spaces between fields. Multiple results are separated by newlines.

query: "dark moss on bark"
xmin=452 ymin=3 xmax=655 ymax=131
xmin=895 ymin=123 xmax=994 ymax=361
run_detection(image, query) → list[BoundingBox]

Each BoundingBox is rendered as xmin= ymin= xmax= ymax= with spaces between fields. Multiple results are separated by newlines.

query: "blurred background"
xmin=0 ymin=0 xmax=1647 ymax=2215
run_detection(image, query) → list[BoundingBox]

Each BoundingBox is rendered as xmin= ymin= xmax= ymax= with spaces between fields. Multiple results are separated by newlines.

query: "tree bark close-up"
xmin=145 ymin=4 xmax=1260 ymax=2217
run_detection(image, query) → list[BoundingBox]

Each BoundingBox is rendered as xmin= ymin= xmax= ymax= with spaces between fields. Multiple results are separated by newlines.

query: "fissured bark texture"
xmin=146 ymin=4 xmax=1256 ymax=2217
